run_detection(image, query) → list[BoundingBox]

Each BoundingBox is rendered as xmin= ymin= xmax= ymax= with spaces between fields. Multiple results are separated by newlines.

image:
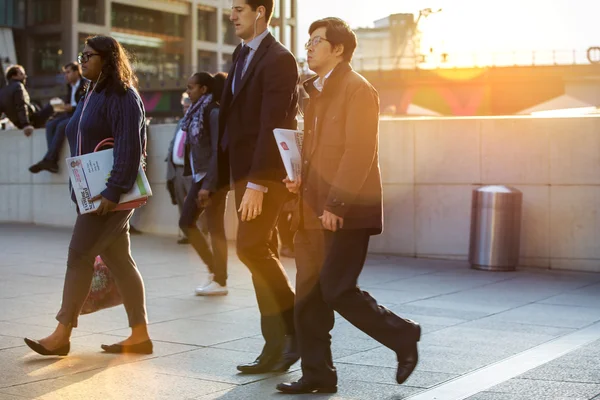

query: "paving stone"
xmin=490 ymin=303 xmax=600 ymax=329
xmin=0 ymin=335 xmax=26 ymax=351
xmin=0 ymin=333 xmax=197 ymax=389
xmin=110 ymin=318 xmax=260 ymax=347
xmin=466 ymin=392 xmax=583 ymax=400
xmin=1 ymin=363 xmax=233 ymax=400
xmin=3 ymin=224 xmax=600 ymax=399
xmin=489 ymin=378 xmax=600 ymax=399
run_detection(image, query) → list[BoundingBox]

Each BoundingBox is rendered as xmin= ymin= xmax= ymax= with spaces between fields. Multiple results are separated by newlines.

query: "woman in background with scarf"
xmin=179 ymin=72 xmax=229 ymax=296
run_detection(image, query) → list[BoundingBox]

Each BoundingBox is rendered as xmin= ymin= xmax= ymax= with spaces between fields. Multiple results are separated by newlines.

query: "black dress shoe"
xmin=396 ymin=323 xmax=421 ymax=384
xmin=236 ymin=353 xmax=278 ymax=374
xmin=101 ymin=340 xmax=153 ymax=354
xmin=276 ymin=379 xmax=337 ymax=394
xmin=29 ymin=159 xmax=58 ymax=174
xmin=24 ymin=338 xmax=70 ymax=356
xmin=271 ymin=335 xmax=300 ymax=372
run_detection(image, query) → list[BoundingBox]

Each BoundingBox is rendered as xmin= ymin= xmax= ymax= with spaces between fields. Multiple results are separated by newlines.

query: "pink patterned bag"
xmin=80 ymin=256 xmax=123 ymax=315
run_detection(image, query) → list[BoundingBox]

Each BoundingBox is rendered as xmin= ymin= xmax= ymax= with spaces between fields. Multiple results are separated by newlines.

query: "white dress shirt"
xmin=231 ymin=28 xmax=270 ymax=94
xmin=69 ymin=79 xmax=81 ymax=107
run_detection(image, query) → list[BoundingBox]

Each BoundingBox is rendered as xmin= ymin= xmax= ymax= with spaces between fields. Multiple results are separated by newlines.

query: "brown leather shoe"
xmin=396 ymin=323 xmax=421 ymax=384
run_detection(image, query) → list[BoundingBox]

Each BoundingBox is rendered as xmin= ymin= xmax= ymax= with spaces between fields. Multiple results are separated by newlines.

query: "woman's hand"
xmin=90 ymin=194 xmax=118 ymax=216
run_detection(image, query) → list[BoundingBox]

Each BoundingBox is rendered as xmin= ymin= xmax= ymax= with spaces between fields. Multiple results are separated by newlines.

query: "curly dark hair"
xmin=85 ymin=35 xmax=138 ymax=95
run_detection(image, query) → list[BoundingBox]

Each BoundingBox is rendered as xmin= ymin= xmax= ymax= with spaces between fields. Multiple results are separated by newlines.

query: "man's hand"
xmin=319 ymin=210 xmax=344 ymax=232
xmin=64 ymin=105 xmax=74 ymax=113
xmin=90 ymin=194 xmax=118 ymax=216
xmin=283 ymin=176 xmax=301 ymax=194
xmin=23 ymin=125 xmax=34 ymax=137
xmin=197 ymin=189 xmax=211 ymax=208
xmin=238 ymin=188 xmax=264 ymax=222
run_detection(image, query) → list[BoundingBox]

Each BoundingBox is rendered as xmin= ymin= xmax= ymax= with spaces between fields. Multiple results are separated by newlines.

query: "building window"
xmin=197 ymin=6 xmax=217 ymax=42
xmin=79 ymin=0 xmax=102 ymax=25
xmin=222 ymin=12 xmax=238 ymax=46
xmin=112 ymin=4 xmax=185 ymax=38
xmin=32 ymin=34 xmax=62 ymax=75
xmin=31 ymin=0 xmax=61 ymax=25
xmin=0 ymin=0 xmax=25 ymax=28
xmin=123 ymin=42 xmax=184 ymax=81
xmin=198 ymin=50 xmax=217 ymax=73
xmin=221 ymin=53 xmax=233 ymax=72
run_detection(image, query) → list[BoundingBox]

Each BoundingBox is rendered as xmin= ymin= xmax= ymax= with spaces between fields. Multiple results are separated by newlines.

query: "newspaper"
xmin=66 ymin=149 xmax=152 ymax=214
xmin=273 ymin=128 xmax=304 ymax=181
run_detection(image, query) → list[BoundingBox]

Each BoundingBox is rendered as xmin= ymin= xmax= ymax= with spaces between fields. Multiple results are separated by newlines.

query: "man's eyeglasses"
xmin=305 ymin=36 xmax=331 ymax=50
xmin=77 ymin=52 xmax=100 ymax=63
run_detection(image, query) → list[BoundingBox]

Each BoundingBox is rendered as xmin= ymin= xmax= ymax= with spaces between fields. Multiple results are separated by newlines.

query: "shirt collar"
xmin=70 ymin=79 xmax=81 ymax=88
xmin=313 ymin=69 xmax=334 ymax=92
xmin=243 ymin=28 xmax=270 ymax=51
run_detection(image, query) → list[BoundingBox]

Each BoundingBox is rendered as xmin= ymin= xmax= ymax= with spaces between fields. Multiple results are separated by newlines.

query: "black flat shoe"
xmin=101 ymin=340 xmax=153 ymax=354
xmin=24 ymin=338 xmax=70 ymax=356
xmin=396 ymin=323 xmax=421 ymax=384
xmin=276 ymin=379 xmax=337 ymax=394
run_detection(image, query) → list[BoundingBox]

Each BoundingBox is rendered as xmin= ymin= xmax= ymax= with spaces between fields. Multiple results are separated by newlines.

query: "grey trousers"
xmin=174 ymin=165 xmax=192 ymax=216
xmin=56 ymin=210 xmax=148 ymax=328
xmin=174 ymin=165 xmax=208 ymax=236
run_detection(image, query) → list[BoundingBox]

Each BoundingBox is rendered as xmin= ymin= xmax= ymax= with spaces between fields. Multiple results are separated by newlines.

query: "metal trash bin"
xmin=469 ymin=185 xmax=523 ymax=271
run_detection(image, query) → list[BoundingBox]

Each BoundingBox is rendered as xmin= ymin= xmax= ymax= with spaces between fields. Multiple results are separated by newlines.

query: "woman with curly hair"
xmin=178 ymin=72 xmax=230 ymax=296
xmin=24 ymin=35 xmax=153 ymax=356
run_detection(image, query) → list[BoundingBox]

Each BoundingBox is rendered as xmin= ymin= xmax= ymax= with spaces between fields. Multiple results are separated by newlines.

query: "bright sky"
xmin=297 ymin=0 xmax=600 ymax=63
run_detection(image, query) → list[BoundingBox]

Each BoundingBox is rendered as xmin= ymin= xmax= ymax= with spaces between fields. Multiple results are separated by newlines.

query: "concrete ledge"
xmin=1 ymin=115 xmax=599 ymax=272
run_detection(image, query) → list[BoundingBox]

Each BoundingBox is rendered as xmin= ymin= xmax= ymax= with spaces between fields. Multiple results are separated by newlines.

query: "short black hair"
xmin=309 ymin=18 xmax=357 ymax=63
xmin=5 ymin=64 xmax=24 ymax=81
xmin=63 ymin=62 xmax=82 ymax=75
xmin=246 ymin=0 xmax=274 ymax=23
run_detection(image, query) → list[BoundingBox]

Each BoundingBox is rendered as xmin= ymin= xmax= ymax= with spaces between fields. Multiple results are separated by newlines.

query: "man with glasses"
xmin=218 ymin=0 xmax=300 ymax=375
xmin=276 ymin=18 xmax=421 ymax=394
xmin=29 ymin=62 xmax=87 ymax=174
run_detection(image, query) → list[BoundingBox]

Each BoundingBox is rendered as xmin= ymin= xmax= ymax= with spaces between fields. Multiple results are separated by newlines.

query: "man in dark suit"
xmin=29 ymin=62 xmax=87 ymax=174
xmin=0 ymin=65 xmax=54 ymax=136
xmin=276 ymin=18 xmax=421 ymax=394
xmin=218 ymin=0 xmax=299 ymax=374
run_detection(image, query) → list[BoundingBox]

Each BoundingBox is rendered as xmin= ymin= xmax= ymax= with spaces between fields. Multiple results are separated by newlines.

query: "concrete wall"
xmin=1 ymin=115 xmax=599 ymax=272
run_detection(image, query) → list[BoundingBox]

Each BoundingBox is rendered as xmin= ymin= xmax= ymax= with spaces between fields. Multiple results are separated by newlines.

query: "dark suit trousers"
xmin=234 ymin=182 xmax=295 ymax=349
xmin=294 ymin=229 xmax=415 ymax=385
xmin=44 ymin=113 xmax=71 ymax=163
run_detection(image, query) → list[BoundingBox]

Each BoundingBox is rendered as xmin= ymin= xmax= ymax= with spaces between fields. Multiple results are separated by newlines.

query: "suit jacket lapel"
xmin=229 ymin=33 xmax=275 ymax=107
xmin=303 ymin=63 xmax=352 ymax=161
xmin=219 ymin=44 xmax=241 ymax=136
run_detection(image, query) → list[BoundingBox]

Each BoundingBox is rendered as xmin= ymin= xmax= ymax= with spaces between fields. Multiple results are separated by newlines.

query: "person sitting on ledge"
xmin=0 ymin=65 xmax=55 ymax=138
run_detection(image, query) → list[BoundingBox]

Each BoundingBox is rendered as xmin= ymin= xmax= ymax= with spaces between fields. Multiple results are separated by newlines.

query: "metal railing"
xmin=352 ymin=48 xmax=600 ymax=71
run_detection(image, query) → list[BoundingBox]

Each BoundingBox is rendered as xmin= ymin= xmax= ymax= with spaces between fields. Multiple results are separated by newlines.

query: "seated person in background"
xmin=0 ymin=65 xmax=55 ymax=137
xmin=30 ymin=62 xmax=87 ymax=174
xmin=167 ymin=93 xmax=194 ymax=244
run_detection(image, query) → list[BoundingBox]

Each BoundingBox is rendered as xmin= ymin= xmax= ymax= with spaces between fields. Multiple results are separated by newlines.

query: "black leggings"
xmin=179 ymin=179 xmax=228 ymax=286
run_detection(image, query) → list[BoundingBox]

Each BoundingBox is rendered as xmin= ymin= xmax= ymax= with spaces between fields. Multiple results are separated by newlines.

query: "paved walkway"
xmin=1 ymin=224 xmax=600 ymax=400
